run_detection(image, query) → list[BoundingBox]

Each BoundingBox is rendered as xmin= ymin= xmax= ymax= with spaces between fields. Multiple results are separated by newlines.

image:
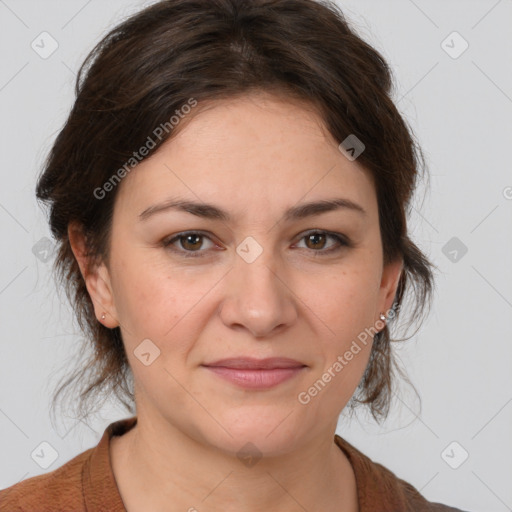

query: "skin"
xmin=69 ymin=91 xmax=403 ymax=512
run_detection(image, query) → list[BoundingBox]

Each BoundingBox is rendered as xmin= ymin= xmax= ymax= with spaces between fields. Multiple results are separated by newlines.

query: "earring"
xmin=101 ymin=313 xmax=106 ymax=320
xmin=379 ymin=312 xmax=386 ymax=322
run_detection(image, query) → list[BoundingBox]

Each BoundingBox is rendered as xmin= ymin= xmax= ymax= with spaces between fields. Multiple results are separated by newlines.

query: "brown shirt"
xmin=0 ymin=416 xmax=469 ymax=512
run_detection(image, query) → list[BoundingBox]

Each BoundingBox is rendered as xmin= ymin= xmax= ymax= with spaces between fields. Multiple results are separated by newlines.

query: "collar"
xmin=81 ymin=415 xmax=407 ymax=512
xmin=82 ymin=416 xmax=138 ymax=512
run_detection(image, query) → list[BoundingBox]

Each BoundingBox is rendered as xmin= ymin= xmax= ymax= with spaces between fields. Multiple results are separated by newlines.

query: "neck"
xmin=111 ymin=412 xmax=359 ymax=512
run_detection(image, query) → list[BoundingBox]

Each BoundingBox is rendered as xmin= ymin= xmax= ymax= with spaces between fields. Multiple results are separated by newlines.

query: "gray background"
xmin=0 ymin=0 xmax=511 ymax=510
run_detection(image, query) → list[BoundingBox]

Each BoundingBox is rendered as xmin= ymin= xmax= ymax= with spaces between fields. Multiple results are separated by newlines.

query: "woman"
xmin=0 ymin=0 xmax=471 ymax=510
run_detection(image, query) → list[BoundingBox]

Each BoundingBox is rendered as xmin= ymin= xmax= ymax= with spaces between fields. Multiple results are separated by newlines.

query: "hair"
xmin=36 ymin=0 xmax=436 ymax=427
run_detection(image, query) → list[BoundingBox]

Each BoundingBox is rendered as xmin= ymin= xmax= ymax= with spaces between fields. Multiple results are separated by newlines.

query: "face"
xmin=72 ymin=92 xmax=402 ymax=456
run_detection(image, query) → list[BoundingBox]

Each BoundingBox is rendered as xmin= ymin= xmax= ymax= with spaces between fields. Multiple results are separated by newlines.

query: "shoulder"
xmin=1 ymin=416 xmax=135 ymax=512
xmin=0 ymin=447 xmax=93 ymax=512
xmin=396 ymin=477 xmax=471 ymax=512
xmin=334 ymin=435 xmax=472 ymax=512
xmin=0 ymin=448 xmax=93 ymax=512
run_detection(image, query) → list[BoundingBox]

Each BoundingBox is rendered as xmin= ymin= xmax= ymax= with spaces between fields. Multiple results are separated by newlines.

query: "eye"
xmin=162 ymin=229 xmax=351 ymax=259
xmin=162 ymin=231 xmax=217 ymax=258
xmin=294 ymin=230 xmax=350 ymax=255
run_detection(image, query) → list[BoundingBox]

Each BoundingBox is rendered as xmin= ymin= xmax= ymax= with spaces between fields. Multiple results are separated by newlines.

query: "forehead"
xmin=113 ymin=92 xmax=377 ymax=223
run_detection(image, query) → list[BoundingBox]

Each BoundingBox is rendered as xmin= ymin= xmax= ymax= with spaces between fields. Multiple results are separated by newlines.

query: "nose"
xmin=218 ymin=244 xmax=298 ymax=339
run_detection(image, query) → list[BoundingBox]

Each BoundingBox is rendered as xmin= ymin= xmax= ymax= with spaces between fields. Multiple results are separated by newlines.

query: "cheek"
xmin=114 ymin=270 xmax=196 ymax=392
xmin=109 ymin=247 xmax=183 ymax=339
xmin=305 ymin=263 xmax=381 ymax=335
xmin=300 ymin=258 xmax=381 ymax=399
xmin=111 ymin=250 xmax=222 ymax=364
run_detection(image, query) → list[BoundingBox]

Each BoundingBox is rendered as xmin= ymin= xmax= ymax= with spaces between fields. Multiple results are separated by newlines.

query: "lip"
xmin=202 ymin=357 xmax=306 ymax=370
xmin=202 ymin=357 xmax=307 ymax=390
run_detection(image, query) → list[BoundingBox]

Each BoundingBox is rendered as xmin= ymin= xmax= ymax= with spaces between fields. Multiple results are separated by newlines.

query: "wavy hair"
xmin=35 ymin=0 xmax=436 ymax=426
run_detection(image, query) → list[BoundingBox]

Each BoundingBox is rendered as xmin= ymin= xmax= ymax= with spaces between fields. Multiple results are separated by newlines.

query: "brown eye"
xmin=305 ymin=233 xmax=328 ymax=250
xmin=296 ymin=230 xmax=350 ymax=255
xmin=180 ymin=233 xmax=203 ymax=251
xmin=162 ymin=231 xmax=216 ymax=258
xmin=162 ymin=230 xmax=350 ymax=259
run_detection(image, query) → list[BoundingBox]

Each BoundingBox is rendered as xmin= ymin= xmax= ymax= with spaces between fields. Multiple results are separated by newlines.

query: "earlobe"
xmin=67 ymin=222 xmax=119 ymax=328
xmin=89 ymin=265 xmax=120 ymax=329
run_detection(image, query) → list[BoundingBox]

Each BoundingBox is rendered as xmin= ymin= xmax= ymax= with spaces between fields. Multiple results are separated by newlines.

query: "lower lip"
xmin=203 ymin=366 xmax=306 ymax=389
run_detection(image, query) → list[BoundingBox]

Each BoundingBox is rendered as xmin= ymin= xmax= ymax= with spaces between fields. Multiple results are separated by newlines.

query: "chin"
xmin=202 ymin=409 xmax=307 ymax=458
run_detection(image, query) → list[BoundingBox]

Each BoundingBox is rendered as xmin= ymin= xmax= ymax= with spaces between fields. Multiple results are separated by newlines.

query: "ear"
xmin=68 ymin=221 xmax=119 ymax=328
xmin=376 ymin=257 xmax=403 ymax=323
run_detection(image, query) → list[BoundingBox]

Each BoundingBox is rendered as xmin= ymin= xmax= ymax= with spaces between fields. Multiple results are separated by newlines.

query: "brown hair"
xmin=36 ymin=0 xmax=436 ymax=426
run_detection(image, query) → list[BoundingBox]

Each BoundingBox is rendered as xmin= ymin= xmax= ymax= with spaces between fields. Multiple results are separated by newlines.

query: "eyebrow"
xmin=138 ymin=196 xmax=367 ymax=223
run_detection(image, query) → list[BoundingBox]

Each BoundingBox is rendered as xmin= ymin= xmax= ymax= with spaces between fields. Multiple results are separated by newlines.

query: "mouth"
xmin=202 ymin=357 xmax=306 ymax=370
xmin=201 ymin=357 xmax=307 ymax=389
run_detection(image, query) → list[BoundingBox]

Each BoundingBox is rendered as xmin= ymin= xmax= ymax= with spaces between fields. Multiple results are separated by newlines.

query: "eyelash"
xmin=161 ymin=230 xmax=351 ymax=259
